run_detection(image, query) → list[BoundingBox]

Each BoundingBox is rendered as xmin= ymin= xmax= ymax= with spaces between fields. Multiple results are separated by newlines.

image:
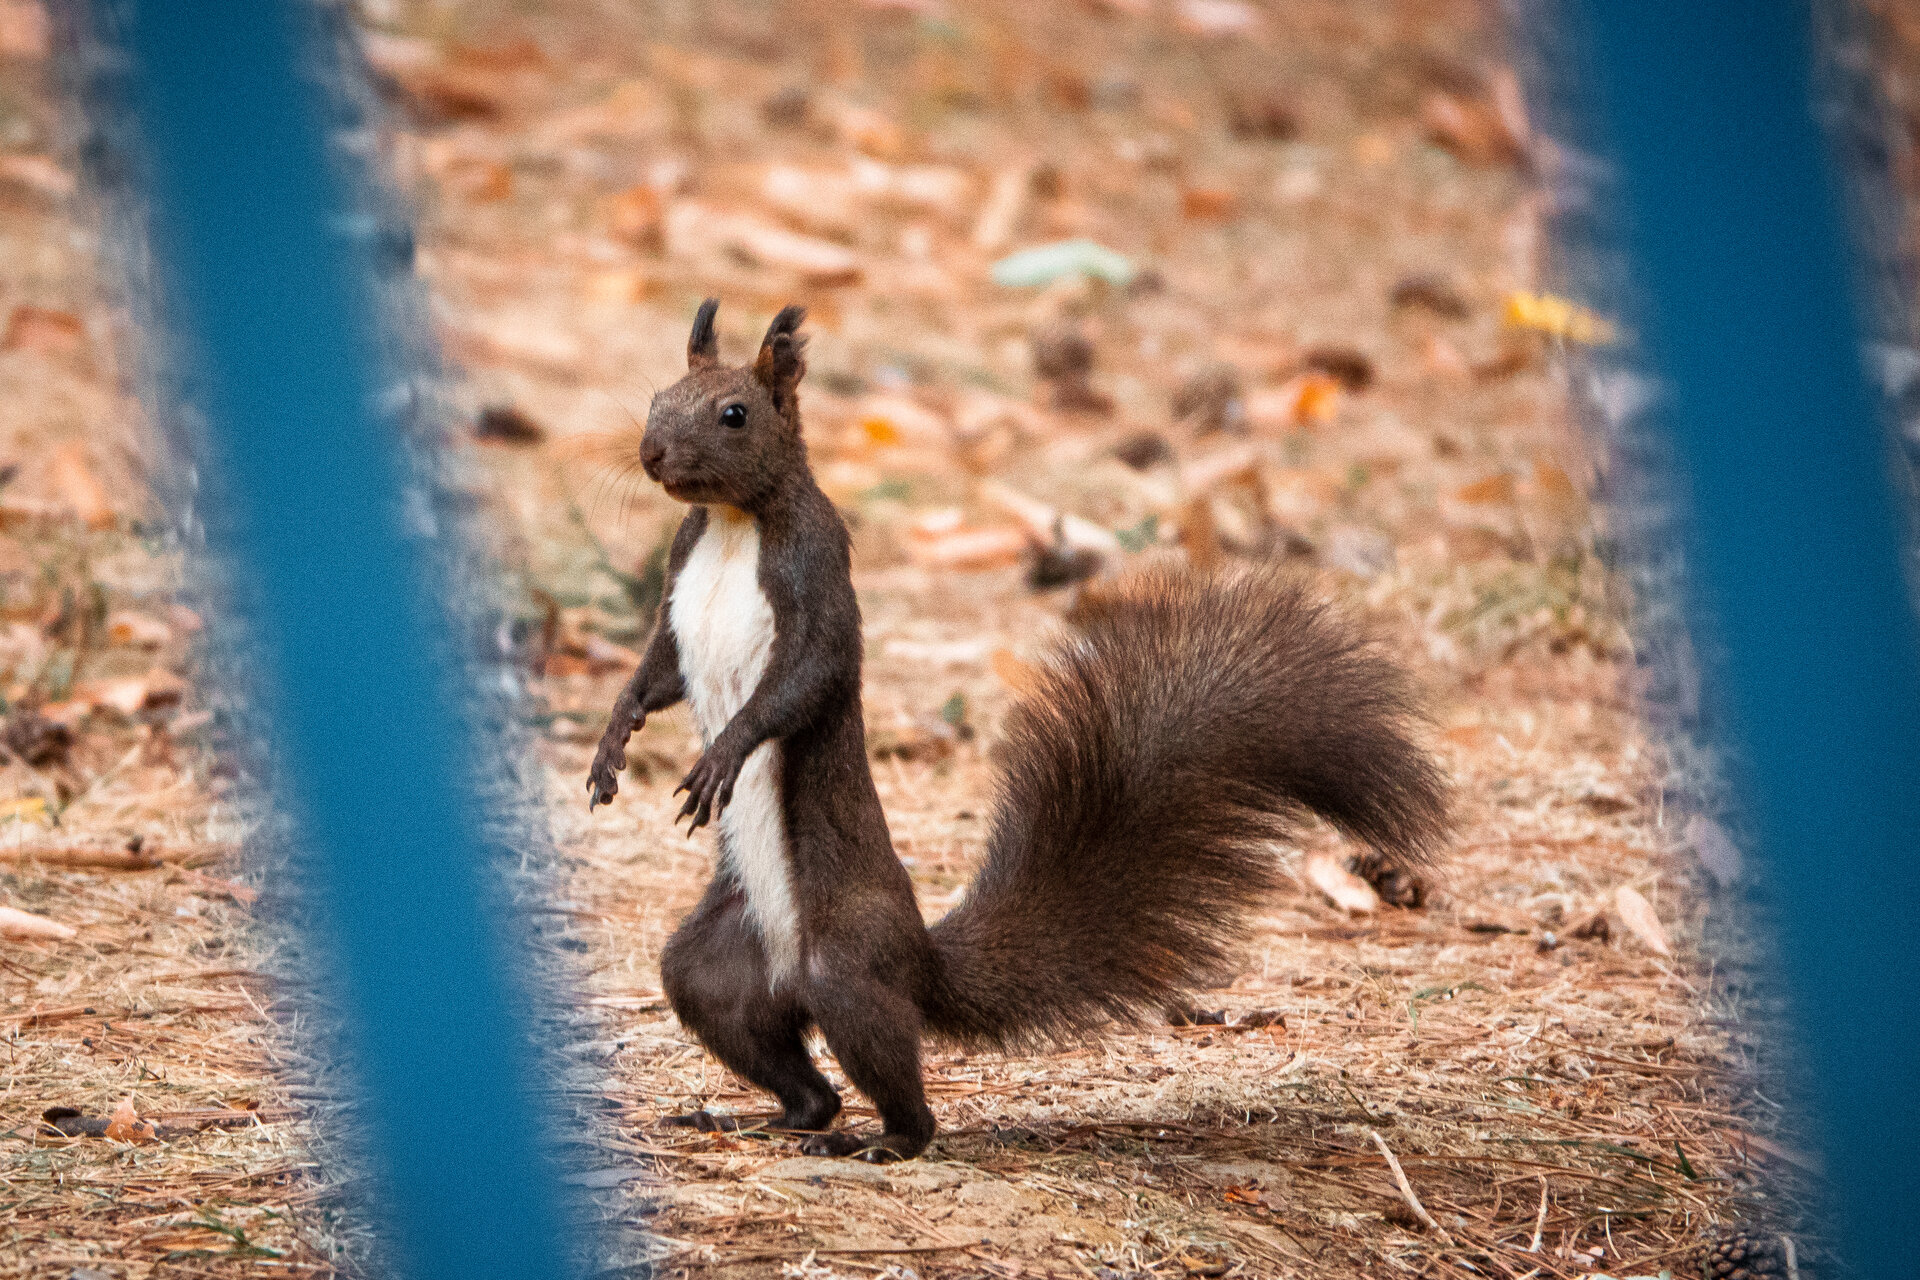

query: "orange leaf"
xmin=1533 ymin=460 xmax=1576 ymax=500
xmin=607 ymin=184 xmax=663 ymax=249
xmin=1180 ymin=186 xmax=1238 ymax=222
xmin=2 ymin=304 xmax=84 ymax=356
xmin=107 ymin=611 xmax=172 ymax=649
xmin=49 ymin=441 xmax=113 ymax=528
xmin=104 ymin=1096 xmax=160 ymax=1144
xmin=1246 ymin=375 xmax=1341 ymax=432
xmin=991 ymin=647 xmax=1042 ymax=698
xmin=1454 ymin=472 xmax=1516 ymax=504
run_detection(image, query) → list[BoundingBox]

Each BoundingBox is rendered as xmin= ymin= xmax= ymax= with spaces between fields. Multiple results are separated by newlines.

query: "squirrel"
xmin=586 ymin=299 xmax=1450 ymax=1162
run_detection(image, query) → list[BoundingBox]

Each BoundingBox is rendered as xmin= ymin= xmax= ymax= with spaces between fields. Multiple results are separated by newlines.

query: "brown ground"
xmin=2 ymin=0 xmax=1825 ymax=1276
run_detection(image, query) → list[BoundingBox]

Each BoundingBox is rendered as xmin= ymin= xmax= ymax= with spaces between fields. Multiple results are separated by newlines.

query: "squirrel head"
xmin=640 ymin=298 xmax=809 ymax=513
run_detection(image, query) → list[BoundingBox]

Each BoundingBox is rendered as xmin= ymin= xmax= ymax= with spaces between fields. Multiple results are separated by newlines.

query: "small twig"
xmin=1781 ymin=1234 xmax=1799 ymax=1280
xmin=1371 ymin=1128 xmax=1453 ymax=1245
xmin=1528 ymin=1175 xmax=1548 ymax=1252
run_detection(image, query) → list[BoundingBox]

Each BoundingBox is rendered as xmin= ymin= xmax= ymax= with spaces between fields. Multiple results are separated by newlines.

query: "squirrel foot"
xmin=1348 ymin=851 xmax=1427 ymax=908
xmin=798 ymin=1129 xmax=923 ymax=1163
xmin=665 ymin=1103 xmax=841 ymax=1135
xmin=662 ymin=1109 xmax=770 ymax=1134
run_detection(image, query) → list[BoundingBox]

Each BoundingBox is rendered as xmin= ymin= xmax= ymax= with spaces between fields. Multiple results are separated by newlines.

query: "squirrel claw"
xmin=675 ymin=746 xmax=742 ymax=833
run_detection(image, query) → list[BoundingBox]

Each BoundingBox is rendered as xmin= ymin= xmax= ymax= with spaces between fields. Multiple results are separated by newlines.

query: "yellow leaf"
xmin=1503 ymin=291 xmax=1617 ymax=345
xmin=0 ymin=797 xmax=48 ymax=823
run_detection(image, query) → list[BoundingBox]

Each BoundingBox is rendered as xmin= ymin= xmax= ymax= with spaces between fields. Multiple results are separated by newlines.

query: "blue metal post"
xmin=1581 ymin=4 xmax=1920 ymax=1273
xmin=119 ymin=4 xmax=579 ymax=1278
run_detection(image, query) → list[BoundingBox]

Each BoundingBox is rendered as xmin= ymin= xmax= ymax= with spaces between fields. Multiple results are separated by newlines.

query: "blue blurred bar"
xmin=1582 ymin=3 xmax=1920 ymax=1272
xmin=121 ymin=5 xmax=577 ymax=1278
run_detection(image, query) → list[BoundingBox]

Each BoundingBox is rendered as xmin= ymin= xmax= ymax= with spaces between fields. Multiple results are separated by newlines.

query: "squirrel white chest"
xmin=667 ymin=508 xmax=799 ymax=981
xmin=670 ymin=510 xmax=777 ymax=738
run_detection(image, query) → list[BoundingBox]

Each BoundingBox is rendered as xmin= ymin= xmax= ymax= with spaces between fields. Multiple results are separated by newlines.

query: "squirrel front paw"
xmin=586 ymin=712 xmax=642 ymax=811
xmin=675 ymin=741 xmax=746 ymax=831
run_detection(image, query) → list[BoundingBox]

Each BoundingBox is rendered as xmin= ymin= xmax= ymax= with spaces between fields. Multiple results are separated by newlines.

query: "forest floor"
xmin=0 ymin=0 xmax=1835 ymax=1276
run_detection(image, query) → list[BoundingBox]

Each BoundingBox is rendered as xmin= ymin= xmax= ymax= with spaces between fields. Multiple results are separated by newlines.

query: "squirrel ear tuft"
xmin=753 ymin=305 xmax=808 ymax=409
xmin=687 ymin=297 xmax=721 ymax=370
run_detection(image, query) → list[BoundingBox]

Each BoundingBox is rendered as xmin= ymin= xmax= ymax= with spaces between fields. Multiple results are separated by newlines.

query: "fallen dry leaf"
xmin=979 ymin=479 xmax=1123 ymax=556
xmin=1717 ymin=1127 xmax=1824 ymax=1176
xmin=366 ymin=37 xmax=505 ymax=125
xmin=584 ymin=267 xmax=654 ymax=305
xmin=991 ymin=647 xmax=1042 ymax=698
xmin=1421 ymin=92 xmax=1528 ymax=168
xmin=1613 ymin=884 xmax=1672 ymax=958
xmin=106 ymin=611 xmax=172 ymax=649
xmin=0 ymin=796 xmax=49 ymax=823
xmin=474 ymin=404 xmax=547 ymax=445
xmin=2 ymin=304 xmax=84 ymax=357
xmin=49 ymin=441 xmax=113 ymax=528
xmin=0 ymin=153 xmax=73 ymax=199
xmin=1455 ymin=472 xmax=1517 ymax=505
xmin=828 ymin=103 xmax=905 ymax=159
xmin=451 ymin=158 xmax=513 ymax=202
xmin=0 ymin=0 xmax=48 ymax=58
xmin=175 ymin=866 xmax=261 ymax=906
xmin=1686 ymin=814 xmax=1743 ymax=889
xmin=0 ymin=903 xmax=74 ymax=940
xmin=1442 ymin=724 xmax=1492 ymax=749
xmin=1246 ymin=373 xmax=1341 ymax=431
xmin=1182 ymin=443 xmax=1261 ymax=496
xmin=855 ymin=395 xmax=950 ymax=449
xmin=1504 ymin=291 xmax=1617 ymax=345
xmin=972 ymin=163 xmax=1031 ymax=252
xmin=104 ymin=1096 xmax=160 ymax=1144
xmin=1261 ymin=466 xmax=1341 ymax=525
xmin=1175 ymin=0 xmax=1261 ymax=38
xmin=667 ymin=202 xmax=863 ymax=286
xmin=73 ymin=667 xmax=186 ymax=717
xmin=905 ymin=525 xmax=1026 ymax=570
xmin=607 ymin=184 xmax=664 ymax=250
xmin=1533 ymin=460 xmax=1578 ymax=501
xmin=1180 ymin=185 xmax=1238 ymax=221
xmin=1304 ymin=850 xmax=1378 ymax=915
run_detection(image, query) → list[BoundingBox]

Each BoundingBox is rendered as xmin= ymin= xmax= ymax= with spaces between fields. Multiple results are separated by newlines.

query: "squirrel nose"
xmin=640 ymin=438 xmax=666 ymax=479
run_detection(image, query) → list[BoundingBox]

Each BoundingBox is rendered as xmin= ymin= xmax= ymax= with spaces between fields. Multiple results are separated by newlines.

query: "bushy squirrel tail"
xmin=922 ymin=565 xmax=1449 ymax=1051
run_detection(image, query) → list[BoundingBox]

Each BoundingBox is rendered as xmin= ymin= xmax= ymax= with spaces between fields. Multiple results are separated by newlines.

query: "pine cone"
xmin=1700 ymin=1230 xmax=1786 ymax=1279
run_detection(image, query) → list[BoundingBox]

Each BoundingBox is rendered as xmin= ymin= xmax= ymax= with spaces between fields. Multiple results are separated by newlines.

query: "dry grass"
xmin=0 ymin=0 xmax=1835 ymax=1276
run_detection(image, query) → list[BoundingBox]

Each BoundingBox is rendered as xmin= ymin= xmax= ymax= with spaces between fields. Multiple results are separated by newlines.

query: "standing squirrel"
xmin=587 ymin=300 xmax=1450 ymax=1162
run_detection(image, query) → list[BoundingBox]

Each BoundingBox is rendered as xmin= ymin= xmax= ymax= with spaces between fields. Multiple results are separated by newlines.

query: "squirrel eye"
xmin=719 ymin=403 xmax=748 ymax=429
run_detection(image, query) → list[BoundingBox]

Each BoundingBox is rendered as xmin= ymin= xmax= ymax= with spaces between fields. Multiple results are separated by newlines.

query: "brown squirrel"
xmin=587 ymin=300 xmax=1449 ymax=1161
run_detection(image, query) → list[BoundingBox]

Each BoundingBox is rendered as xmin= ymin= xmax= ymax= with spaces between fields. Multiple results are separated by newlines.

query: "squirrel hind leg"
xmin=661 ymin=892 xmax=843 ymax=1133
xmin=805 ymin=976 xmax=937 ymax=1162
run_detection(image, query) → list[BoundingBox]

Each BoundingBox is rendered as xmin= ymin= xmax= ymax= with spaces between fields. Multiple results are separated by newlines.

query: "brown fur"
xmin=589 ymin=301 xmax=1451 ymax=1161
